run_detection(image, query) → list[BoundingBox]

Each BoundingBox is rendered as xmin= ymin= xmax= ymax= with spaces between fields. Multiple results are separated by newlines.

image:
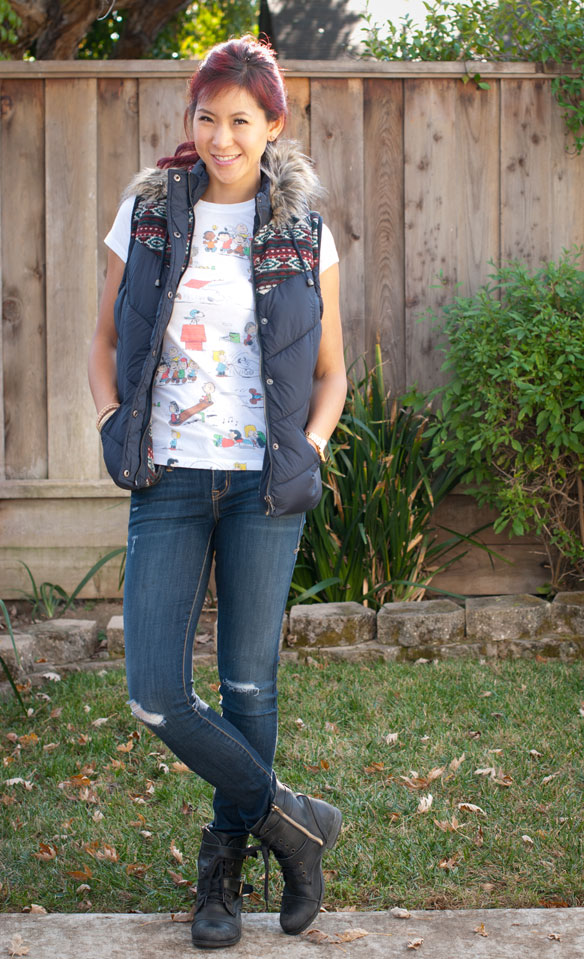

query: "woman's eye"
xmin=234 ymin=118 xmax=247 ymax=125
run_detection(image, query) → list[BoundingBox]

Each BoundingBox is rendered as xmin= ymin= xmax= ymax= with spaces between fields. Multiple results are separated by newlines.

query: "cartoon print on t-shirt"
xmin=231 ymin=352 xmax=257 ymax=378
xmin=213 ymin=350 xmax=230 ymax=376
xmin=202 ymin=230 xmax=217 ymax=252
xmin=244 ymin=425 xmax=266 ymax=448
xmin=217 ymin=228 xmax=233 ymax=254
xmin=169 ymin=429 xmax=181 ymax=450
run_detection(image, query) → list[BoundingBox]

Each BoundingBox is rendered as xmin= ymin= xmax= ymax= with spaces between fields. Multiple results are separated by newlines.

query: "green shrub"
xmin=290 ymin=345 xmax=475 ymax=608
xmin=425 ymin=250 xmax=584 ymax=589
xmin=362 ymin=0 xmax=584 ymax=153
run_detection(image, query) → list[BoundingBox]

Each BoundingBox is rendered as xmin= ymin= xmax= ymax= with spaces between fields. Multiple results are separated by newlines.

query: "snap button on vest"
xmin=266 ymin=377 xmax=274 ymax=385
xmin=272 ymin=442 xmax=279 ymax=450
xmin=132 ymin=409 xmax=138 ymax=417
xmin=173 ymin=231 xmax=181 ymax=238
xmin=173 ymin=174 xmax=181 ymax=182
xmin=167 ymin=291 xmax=173 ymax=299
xmin=260 ymin=317 xmax=268 ymax=325
xmin=123 ymin=469 xmax=130 ymax=477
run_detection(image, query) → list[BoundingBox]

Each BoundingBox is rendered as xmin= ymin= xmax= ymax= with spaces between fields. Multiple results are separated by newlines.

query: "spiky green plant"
xmin=290 ymin=345 xmax=488 ymax=608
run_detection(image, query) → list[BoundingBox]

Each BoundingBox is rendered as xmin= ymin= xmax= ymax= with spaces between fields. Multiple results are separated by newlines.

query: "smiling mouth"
xmin=212 ymin=153 xmax=241 ymax=164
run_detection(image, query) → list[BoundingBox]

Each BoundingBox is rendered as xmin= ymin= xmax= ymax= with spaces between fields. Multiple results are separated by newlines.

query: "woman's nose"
xmin=212 ymin=124 xmax=232 ymax=148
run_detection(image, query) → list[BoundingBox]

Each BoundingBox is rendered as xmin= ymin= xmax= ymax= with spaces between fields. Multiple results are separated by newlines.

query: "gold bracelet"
xmin=96 ymin=402 xmax=120 ymax=433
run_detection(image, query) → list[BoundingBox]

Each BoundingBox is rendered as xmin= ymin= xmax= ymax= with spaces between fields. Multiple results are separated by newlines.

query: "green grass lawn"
xmin=1 ymin=658 xmax=583 ymax=914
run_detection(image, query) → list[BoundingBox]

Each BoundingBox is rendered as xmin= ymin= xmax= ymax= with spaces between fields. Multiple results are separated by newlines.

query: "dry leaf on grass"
xmin=433 ymin=816 xmax=459 ymax=832
xmin=4 ymin=779 xmax=34 ymax=791
xmin=457 ymin=802 xmax=487 ymax=817
xmin=126 ymin=863 xmax=151 ymax=877
xmin=449 ymin=753 xmax=465 ymax=772
xmin=29 ymin=904 xmax=47 ymax=915
xmin=33 ymin=842 xmax=58 ymax=861
xmin=167 ymin=869 xmax=190 ymax=887
xmin=417 ymin=794 xmax=433 ymax=813
xmin=170 ymin=839 xmax=184 ymax=863
xmin=171 ymin=762 xmax=190 ymax=773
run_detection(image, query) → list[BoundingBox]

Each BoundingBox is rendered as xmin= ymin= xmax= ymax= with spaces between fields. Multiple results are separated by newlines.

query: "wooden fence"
xmin=1 ymin=60 xmax=583 ymax=598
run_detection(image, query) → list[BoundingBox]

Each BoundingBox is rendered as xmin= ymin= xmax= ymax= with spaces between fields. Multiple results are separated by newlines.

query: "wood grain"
xmin=45 ymin=78 xmax=99 ymax=480
xmin=363 ymin=77 xmax=404 ymax=389
xmin=138 ymin=78 xmax=189 ymax=169
xmin=501 ymin=79 xmax=552 ymax=267
xmin=1 ymin=79 xmax=47 ymax=480
xmin=310 ymin=77 xmax=365 ymax=364
xmin=285 ymin=77 xmax=310 ymax=155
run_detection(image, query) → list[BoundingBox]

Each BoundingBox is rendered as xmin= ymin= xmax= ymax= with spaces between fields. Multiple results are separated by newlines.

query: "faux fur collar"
xmin=121 ymin=139 xmax=323 ymax=229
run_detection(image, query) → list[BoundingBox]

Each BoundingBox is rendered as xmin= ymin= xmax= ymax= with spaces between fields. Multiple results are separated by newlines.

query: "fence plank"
xmin=285 ymin=77 xmax=310 ymax=155
xmin=501 ymin=79 xmax=552 ymax=268
xmin=454 ymin=81 xmax=500 ymax=294
xmin=404 ymin=80 xmax=459 ymax=392
xmin=405 ymin=79 xmax=500 ymax=393
xmin=138 ymin=78 xmax=189 ymax=169
xmin=310 ymin=78 xmax=365 ymax=364
xmin=550 ymin=94 xmax=584 ymax=258
xmin=45 ymin=78 xmax=99 ymax=480
xmin=1 ymin=79 xmax=47 ymax=480
xmin=363 ymin=77 xmax=404 ymax=389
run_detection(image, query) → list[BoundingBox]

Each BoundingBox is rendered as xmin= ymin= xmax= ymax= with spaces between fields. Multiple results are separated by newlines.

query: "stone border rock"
xmin=2 ymin=593 xmax=584 ymax=697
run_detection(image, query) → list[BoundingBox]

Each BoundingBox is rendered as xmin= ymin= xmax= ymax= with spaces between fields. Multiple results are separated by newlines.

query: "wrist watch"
xmin=305 ymin=430 xmax=329 ymax=463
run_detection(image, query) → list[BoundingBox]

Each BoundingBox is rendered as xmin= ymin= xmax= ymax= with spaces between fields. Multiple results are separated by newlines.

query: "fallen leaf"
xmin=325 ymin=722 xmax=339 ymax=734
xmin=92 ymin=810 xmax=104 ymax=823
xmin=42 ymin=672 xmax=61 ymax=682
xmin=364 ymin=762 xmax=384 ymax=774
xmin=407 ymin=937 xmax=424 ymax=949
xmin=171 ymin=762 xmax=189 ymax=773
xmin=18 ymin=733 xmax=39 ymax=747
xmin=390 ymin=906 xmax=411 ymax=918
xmin=117 ymin=740 xmax=134 ymax=753
xmin=126 ymin=863 xmax=151 ymax=876
xmin=384 ymin=732 xmax=399 ymax=744
xmin=27 ymin=904 xmax=47 ymax=915
xmin=302 ymin=929 xmax=335 ymax=944
xmin=417 ymin=794 xmax=433 ymax=813
xmin=522 ymin=835 xmax=534 ymax=847
xmin=91 ymin=717 xmax=110 ymax=727
xmin=7 ymin=934 xmax=29 ymax=956
xmin=168 ymin=869 xmax=190 ymax=887
xmin=542 ymin=774 xmax=559 ymax=785
xmin=337 ymin=928 xmax=369 ymax=943
xmin=67 ymin=865 xmax=93 ymax=880
xmin=295 ymin=718 xmax=306 ymax=729
xmin=33 ymin=842 xmax=58 ymax=861
xmin=43 ymin=743 xmax=59 ymax=752
xmin=170 ymin=839 xmax=183 ymax=864
xmin=433 ymin=816 xmax=459 ymax=832
xmin=457 ymin=802 xmax=487 ymax=817
xmin=474 ymin=922 xmax=488 ymax=936
xmin=449 ymin=753 xmax=465 ymax=772
xmin=438 ymin=853 xmax=460 ymax=870
xmin=76 ymin=884 xmax=91 ymax=895
xmin=4 ymin=779 xmax=34 ymax=790
xmin=548 ymin=933 xmax=562 ymax=941
xmin=170 ymin=908 xmax=195 ymax=923
xmin=529 ymin=749 xmax=542 ymax=759
xmin=50 ymin=706 xmax=63 ymax=718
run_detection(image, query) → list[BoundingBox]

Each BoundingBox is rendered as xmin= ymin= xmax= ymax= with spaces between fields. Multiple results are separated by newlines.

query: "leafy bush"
xmin=362 ymin=0 xmax=584 ymax=153
xmin=290 ymin=345 xmax=476 ymax=609
xmin=425 ymin=250 xmax=584 ymax=589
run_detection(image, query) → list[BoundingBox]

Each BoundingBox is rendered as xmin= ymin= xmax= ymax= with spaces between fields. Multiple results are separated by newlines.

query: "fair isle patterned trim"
xmin=131 ymin=199 xmax=193 ymax=273
xmin=252 ymin=213 xmax=321 ymax=295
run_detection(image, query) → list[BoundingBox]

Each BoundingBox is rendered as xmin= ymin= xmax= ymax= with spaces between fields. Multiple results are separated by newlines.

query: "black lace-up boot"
xmin=191 ymin=827 xmax=255 ymax=949
xmin=251 ymin=780 xmax=342 ymax=935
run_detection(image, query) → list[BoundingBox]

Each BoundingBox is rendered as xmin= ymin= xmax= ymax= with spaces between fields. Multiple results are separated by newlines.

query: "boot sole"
xmin=191 ymin=930 xmax=242 ymax=949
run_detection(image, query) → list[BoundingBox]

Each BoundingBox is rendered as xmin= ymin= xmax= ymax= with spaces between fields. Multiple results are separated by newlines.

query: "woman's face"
xmin=193 ymin=85 xmax=284 ymax=203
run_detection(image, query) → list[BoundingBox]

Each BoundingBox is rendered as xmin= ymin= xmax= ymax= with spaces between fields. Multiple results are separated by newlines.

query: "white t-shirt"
xmin=105 ymin=196 xmax=339 ymax=471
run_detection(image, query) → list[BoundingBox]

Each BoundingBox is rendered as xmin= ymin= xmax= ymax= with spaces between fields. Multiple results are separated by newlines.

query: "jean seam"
xmin=180 ymin=526 xmax=272 ymax=784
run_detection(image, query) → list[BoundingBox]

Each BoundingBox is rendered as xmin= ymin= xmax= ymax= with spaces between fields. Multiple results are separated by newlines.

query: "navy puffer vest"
xmin=100 ymin=142 xmax=325 ymax=517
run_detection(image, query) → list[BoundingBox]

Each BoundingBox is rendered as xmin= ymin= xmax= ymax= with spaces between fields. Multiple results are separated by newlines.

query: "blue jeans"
xmin=123 ymin=467 xmax=304 ymax=835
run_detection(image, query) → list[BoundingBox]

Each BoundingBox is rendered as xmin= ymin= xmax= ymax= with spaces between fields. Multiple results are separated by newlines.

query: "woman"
xmin=88 ymin=35 xmax=347 ymax=951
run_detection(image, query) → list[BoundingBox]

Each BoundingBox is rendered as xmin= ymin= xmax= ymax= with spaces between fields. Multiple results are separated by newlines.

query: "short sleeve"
xmin=319 ymin=222 xmax=339 ymax=275
xmin=104 ymin=196 xmax=135 ymax=263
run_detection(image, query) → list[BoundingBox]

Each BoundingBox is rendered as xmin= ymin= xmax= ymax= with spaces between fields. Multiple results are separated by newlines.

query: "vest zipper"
xmin=251 ymin=240 xmax=275 ymax=516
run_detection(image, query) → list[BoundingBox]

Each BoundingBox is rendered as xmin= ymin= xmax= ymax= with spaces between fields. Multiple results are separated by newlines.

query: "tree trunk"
xmin=1 ymin=0 xmax=192 ymax=59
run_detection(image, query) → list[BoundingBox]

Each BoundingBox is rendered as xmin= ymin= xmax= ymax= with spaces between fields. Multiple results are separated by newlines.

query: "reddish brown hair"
xmin=157 ymin=35 xmax=288 ymax=170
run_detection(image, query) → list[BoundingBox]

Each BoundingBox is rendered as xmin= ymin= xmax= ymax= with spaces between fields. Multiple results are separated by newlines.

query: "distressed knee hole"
xmin=221 ymin=679 xmax=260 ymax=697
xmin=128 ymin=698 xmax=165 ymax=726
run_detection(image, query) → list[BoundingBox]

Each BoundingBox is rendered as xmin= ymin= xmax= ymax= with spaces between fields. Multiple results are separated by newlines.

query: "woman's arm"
xmin=88 ymin=249 xmax=125 ymax=413
xmin=305 ymin=262 xmax=347 ymax=447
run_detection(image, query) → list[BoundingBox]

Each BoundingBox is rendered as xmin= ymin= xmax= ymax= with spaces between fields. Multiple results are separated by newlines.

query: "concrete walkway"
xmin=1 ymin=908 xmax=583 ymax=958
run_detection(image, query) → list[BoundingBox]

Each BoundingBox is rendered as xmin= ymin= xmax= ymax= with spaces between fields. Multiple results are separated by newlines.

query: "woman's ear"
xmin=267 ymin=114 xmax=285 ymax=142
